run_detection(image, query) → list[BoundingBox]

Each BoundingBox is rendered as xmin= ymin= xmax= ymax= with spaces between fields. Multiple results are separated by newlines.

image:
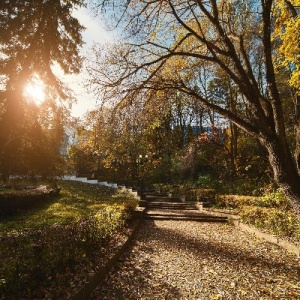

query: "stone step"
xmin=147 ymin=199 xmax=187 ymax=204
xmin=144 ymin=214 xmax=228 ymax=222
xmin=145 ymin=206 xmax=197 ymax=209
xmin=144 ymin=202 xmax=197 ymax=209
xmin=140 ymin=195 xmax=228 ymax=223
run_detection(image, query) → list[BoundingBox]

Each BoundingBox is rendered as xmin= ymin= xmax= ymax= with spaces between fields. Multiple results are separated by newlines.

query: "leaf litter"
xmin=91 ymin=213 xmax=300 ymax=300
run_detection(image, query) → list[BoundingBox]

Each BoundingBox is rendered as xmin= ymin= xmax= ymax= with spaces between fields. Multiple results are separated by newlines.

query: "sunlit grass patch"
xmin=0 ymin=180 xmax=138 ymax=298
xmin=0 ymin=180 xmax=137 ymax=234
xmin=216 ymin=191 xmax=300 ymax=245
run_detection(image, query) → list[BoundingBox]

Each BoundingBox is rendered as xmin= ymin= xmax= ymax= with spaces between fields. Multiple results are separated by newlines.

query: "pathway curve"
xmin=91 ymin=196 xmax=300 ymax=300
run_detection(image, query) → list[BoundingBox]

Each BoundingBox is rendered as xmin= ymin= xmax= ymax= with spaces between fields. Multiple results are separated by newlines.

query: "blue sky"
xmin=60 ymin=6 xmax=116 ymax=118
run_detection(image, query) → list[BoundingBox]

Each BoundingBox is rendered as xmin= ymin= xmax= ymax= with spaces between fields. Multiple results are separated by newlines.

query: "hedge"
xmin=0 ymin=186 xmax=60 ymax=215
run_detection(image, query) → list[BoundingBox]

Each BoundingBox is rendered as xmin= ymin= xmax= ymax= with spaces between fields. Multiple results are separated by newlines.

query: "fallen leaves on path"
xmin=91 ymin=216 xmax=300 ymax=299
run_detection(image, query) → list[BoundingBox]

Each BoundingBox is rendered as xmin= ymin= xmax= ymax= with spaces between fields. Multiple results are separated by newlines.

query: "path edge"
xmin=200 ymin=206 xmax=300 ymax=257
xmin=72 ymin=207 xmax=145 ymax=300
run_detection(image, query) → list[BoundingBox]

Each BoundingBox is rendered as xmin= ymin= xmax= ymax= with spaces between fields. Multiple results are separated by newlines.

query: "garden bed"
xmin=0 ymin=184 xmax=60 ymax=215
xmin=213 ymin=193 xmax=300 ymax=248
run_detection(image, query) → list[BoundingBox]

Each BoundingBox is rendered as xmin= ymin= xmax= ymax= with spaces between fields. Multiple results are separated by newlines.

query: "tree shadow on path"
xmin=92 ymin=219 xmax=300 ymax=299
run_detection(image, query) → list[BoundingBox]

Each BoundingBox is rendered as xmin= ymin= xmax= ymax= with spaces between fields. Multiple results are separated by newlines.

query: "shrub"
xmin=216 ymin=190 xmax=299 ymax=244
xmin=239 ymin=206 xmax=300 ymax=240
xmin=0 ymin=186 xmax=60 ymax=215
xmin=121 ymin=201 xmax=138 ymax=220
xmin=197 ymin=174 xmax=216 ymax=188
xmin=216 ymin=191 xmax=290 ymax=210
xmin=216 ymin=194 xmax=261 ymax=209
xmin=256 ymin=190 xmax=291 ymax=209
xmin=215 ymin=178 xmax=269 ymax=196
xmin=169 ymin=185 xmax=184 ymax=197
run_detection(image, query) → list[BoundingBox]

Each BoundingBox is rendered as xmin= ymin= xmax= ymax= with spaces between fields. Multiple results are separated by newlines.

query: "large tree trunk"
xmin=261 ymin=135 xmax=300 ymax=213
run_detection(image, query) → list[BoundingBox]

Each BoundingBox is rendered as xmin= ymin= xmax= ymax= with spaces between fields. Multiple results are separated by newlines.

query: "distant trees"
xmin=0 ymin=0 xmax=85 ymax=180
xmin=90 ymin=0 xmax=300 ymax=212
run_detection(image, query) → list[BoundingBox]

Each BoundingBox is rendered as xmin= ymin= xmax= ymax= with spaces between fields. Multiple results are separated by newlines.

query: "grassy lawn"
xmin=1 ymin=180 xmax=137 ymax=231
xmin=0 ymin=180 xmax=139 ymax=299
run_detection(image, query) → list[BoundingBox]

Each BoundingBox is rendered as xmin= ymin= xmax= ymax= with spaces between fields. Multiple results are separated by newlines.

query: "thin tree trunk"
xmin=229 ymin=122 xmax=238 ymax=178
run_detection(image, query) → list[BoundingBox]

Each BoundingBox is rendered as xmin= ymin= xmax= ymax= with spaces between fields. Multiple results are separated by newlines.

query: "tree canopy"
xmin=88 ymin=0 xmax=300 ymax=212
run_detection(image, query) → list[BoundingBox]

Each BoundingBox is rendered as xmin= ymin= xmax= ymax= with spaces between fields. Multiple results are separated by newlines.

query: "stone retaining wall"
xmin=62 ymin=176 xmax=140 ymax=200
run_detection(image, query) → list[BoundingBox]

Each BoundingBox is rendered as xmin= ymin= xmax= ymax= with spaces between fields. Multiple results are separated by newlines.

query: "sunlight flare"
xmin=24 ymin=82 xmax=45 ymax=105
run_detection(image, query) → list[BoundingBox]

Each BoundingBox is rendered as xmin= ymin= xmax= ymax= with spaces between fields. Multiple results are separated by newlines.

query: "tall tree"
xmin=0 ymin=0 xmax=84 ymax=179
xmin=92 ymin=0 xmax=300 ymax=212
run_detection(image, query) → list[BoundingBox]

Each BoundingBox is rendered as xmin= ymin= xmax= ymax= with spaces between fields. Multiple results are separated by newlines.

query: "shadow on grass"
xmin=0 ymin=181 xmax=119 ymax=234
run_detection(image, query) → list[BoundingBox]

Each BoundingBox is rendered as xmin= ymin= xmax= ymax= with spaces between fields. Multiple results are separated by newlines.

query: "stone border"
xmin=198 ymin=204 xmax=300 ymax=257
xmin=72 ymin=207 xmax=145 ymax=300
xmin=62 ymin=175 xmax=140 ymax=201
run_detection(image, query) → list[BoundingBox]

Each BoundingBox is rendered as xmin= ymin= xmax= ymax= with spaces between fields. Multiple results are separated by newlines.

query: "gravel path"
xmin=91 ymin=210 xmax=300 ymax=299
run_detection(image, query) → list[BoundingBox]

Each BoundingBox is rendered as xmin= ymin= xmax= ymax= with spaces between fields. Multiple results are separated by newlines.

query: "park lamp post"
xmin=112 ymin=158 xmax=118 ymax=183
xmin=137 ymin=154 xmax=148 ymax=199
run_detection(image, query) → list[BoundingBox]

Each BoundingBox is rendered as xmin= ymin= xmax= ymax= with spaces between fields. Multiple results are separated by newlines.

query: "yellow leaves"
xmin=162 ymin=56 xmax=189 ymax=81
xmin=149 ymin=119 xmax=162 ymax=130
xmin=273 ymin=0 xmax=300 ymax=90
xmin=279 ymin=17 xmax=300 ymax=55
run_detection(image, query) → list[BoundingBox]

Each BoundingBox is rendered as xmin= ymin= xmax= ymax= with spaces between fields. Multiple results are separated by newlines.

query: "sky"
xmin=61 ymin=6 xmax=115 ymax=118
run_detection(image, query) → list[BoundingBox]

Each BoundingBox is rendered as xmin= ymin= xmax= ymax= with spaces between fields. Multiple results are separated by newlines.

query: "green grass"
xmin=216 ymin=191 xmax=300 ymax=244
xmin=0 ymin=180 xmax=139 ymax=298
xmin=0 ymin=180 xmax=137 ymax=233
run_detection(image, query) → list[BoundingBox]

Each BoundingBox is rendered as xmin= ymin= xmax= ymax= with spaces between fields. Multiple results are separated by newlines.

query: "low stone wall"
xmin=62 ymin=176 xmax=140 ymax=200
